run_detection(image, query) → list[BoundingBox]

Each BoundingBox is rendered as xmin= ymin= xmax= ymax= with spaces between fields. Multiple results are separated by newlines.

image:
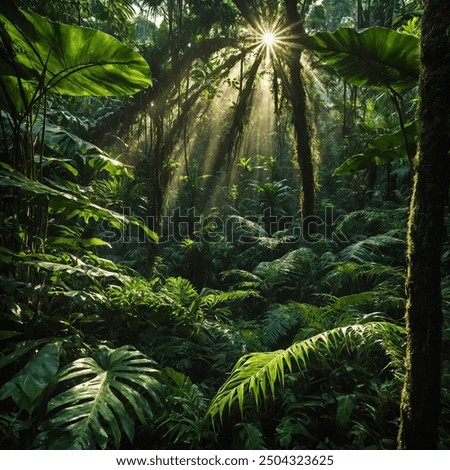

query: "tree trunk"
xmin=398 ymin=0 xmax=450 ymax=449
xmin=284 ymin=0 xmax=316 ymax=233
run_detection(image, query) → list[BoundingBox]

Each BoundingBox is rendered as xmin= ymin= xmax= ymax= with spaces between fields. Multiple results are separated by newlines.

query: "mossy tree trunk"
xmin=398 ymin=0 xmax=450 ymax=449
xmin=284 ymin=0 xmax=316 ymax=234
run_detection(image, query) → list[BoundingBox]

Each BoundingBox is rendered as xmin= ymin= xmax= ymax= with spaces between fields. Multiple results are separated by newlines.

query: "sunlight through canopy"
xmin=262 ymin=31 xmax=276 ymax=46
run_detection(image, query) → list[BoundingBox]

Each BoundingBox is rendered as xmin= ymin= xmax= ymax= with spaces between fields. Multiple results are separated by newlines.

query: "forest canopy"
xmin=0 ymin=0 xmax=449 ymax=451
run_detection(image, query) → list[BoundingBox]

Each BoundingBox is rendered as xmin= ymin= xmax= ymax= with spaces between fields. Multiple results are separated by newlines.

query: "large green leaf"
xmin=43 ymin=345 xmax=161 ymax=449
xmin=300 ymin=27 xmax=419 ymax=94
xmin=0 ymin=76 xmax=36 ymax=114
xmin=0 ymin=338 xmax=55 ymax=370
xmin=0 ymin=3 xmax=151 ymax=97
xmin=336 ymin=394 xmax=356 ymax=425
xmin=0 ymin=343 xmax=60 ymax=414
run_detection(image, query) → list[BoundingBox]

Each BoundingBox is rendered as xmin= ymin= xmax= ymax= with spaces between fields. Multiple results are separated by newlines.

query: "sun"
xmin=262 ymin=31 xmax=276 ymax=46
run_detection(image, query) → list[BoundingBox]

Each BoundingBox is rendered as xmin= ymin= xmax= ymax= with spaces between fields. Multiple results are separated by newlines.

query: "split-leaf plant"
xmin=0 ymin=1 xmax=161 ymax=449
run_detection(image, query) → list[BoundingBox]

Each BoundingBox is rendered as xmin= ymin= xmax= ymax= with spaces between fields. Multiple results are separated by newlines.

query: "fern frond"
xmin=263 ymin=303 xmax=311 ymax=347
xmin=253 ymin=248 xmax=316 ymax=280
xmin=320 ymin=261 xmax=405 ymax=294
xmin=198 ymin=289 xmax=260 ymax=308
xmin=337 ymin=234 xmax=405 ymax=264
xmin=155 ymin=368 xmax=208 ymax=448
xmin=42 ymin=345 xmax=160 ymax=449
xmin=252 ymin=248 xmax=317 ymax=300
xmin=207 ymin=322 xmax=403 ymax=424
xmin=220 ymin=269 xmax=264 ymax=291
xmin=321 ymin=291 xmax=380 ymax=320
xmin=162 ymin=277 xmax=198 ymax=307
xmin=337 ymin=208 xmax=408 ymax=237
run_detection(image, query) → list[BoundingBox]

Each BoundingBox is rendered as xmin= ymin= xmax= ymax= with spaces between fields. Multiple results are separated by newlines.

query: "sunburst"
xmin=262 ymin=31 xmax=277 ymax=47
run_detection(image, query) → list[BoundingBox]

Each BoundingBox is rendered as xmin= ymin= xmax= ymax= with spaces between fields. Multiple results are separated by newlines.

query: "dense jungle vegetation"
xmin=0 ymin=0 xmax=449 ymax=450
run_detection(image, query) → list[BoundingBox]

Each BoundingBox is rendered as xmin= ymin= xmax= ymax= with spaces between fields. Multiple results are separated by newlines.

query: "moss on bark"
xmin=398 ymin=0 xmax=450 ymax=449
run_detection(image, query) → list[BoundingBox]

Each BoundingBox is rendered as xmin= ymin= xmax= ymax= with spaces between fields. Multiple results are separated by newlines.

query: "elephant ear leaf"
xmin=0 ymin=343 xmax=60 ymax=414
xmin=0 ymin=3 xmax=151 ymax=97
xmin=299 ymin=27 xmax=419 ymax=94
xmin=41 ymin=345 xmax=161 ymax=450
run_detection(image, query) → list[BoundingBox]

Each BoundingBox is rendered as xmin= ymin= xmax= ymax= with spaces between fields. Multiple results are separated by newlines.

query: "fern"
xmin=155 ymin=368 xmax=208 ymax=448
xmin=337 ymin=208 xmax=408 ymax=238
xmin=263 ymin=304 xmax=309 ymax=347
xmin=207 ymin=322 xmax=404 ymax=424
xmin=40 ymin=345 xmax=160 ymax=449
xmin=191 ymin=288 xmax=260 ymax=317
xmin=159 ymin=277 xmax=259 ymax=324
xmin=253 ymin=248 xmax=316 ymax=281
xmin=226 ymin=215 xmax=268 ymax=240
xmin=221 ymin=269 xmax=265 ymax=291
xmin=337 ymin=233 xmax=405 ymax=264
xmin=252 ymin=248 xmax=318 ymax=300
xmin=319 ymin=261 xmax=405 ymax=295
xmin=163 ymin=277 xmax=199 ymax=307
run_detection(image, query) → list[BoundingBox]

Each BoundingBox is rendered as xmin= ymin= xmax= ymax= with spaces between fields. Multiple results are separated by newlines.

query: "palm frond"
xmin=41 ymin=345 xmax=160 ymax=449
xmin=207 ymin=322 xmax=404 ymax=424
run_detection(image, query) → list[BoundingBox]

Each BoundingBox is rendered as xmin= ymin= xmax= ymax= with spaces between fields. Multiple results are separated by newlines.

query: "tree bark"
xmin=398 ymin=0 xmax=450 ymax=449
xmin=284 ymin=0 xmax=316 ymax=233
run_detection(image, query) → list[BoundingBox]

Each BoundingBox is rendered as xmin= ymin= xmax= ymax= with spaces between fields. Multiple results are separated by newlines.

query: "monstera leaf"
xmin=0 ymin=1 xmax=151 ymax=99
xmin=300 ymin=27 xmax=419 ymax=94
xmin=42 ymin=345 xmax=161 ymax=449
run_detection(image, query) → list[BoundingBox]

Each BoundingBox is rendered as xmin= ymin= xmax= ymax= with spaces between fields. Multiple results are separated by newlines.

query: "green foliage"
xmin=0 ymin=343 xmax=60 ymax=414
xmin=300 ymin=27 xmax=419 ymax=94
xmin=234 ymin=422 xmax=268 ymax=450
xmin=263 ymin=303 xmax=307 ymax=348
xmin=334 ymin=121 xmax=417 ymax=175
xmin=1 ymin=0 xmax=448 ymax=452
xmin=252 ymin=248 xmax=318 ymax=301
xmin=155 ymin=368 xmax=208 ymax=449
xmin=0 ymin=163 xmax=157 ymax=241
xmin=0 ymin=2 xmax=152 ymax=103
xmin=208 ymin=322 xmax=404 ymax=424
xmin=336 ymin=208 xmax=408 ymax=238
xmin=337 ymin=233 xmax=405 ymax=264
xmin=38 ymin=345 xmax=160 ymax=449
xmin=38 ymin=121 xmax=134 ymax=179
